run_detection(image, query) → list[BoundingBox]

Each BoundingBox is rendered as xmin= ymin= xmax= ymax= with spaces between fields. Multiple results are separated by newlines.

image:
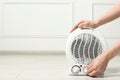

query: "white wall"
xmin=0 ymin=0 xmax=120 ymax=51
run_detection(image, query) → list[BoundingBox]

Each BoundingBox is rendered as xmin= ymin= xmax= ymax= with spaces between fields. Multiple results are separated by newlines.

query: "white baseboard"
xmin=0 ymin=51 xmax=65 ymax=55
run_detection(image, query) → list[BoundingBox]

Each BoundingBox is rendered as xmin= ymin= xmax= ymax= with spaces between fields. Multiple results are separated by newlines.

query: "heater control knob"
xmin=71 ymin=65 xmax=81 ymax=74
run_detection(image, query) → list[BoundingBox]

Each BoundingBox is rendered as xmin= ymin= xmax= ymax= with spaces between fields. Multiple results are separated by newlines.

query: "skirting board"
xmin=0 ymin=51 xmax=65 ymax=55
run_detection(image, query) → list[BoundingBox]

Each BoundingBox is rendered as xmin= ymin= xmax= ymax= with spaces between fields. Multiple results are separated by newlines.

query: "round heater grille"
xmin=71 ymin=33 xmax=103 ymax=65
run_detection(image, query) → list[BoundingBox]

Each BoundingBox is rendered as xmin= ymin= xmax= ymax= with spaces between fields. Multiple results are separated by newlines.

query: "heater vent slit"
xmin=78 ymin=35 xmax=82 ymax=63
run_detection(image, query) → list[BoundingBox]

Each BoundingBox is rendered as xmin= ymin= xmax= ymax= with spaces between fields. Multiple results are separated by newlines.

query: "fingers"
xmin=87 ymin=62 xmax=94 ymax=70
xmin=70 ymin=20 xmax=96 ymax=33
xmin=70 ymin=20 xmax=92 ymax=33
xmin=87 ymin=69 xmax=100 ymax=77
xmin=86 ymin=61 xmax=99 ymax=77
xmin=70 ymin=21 xmax=84 ymax=33
xmin=86 ymin=65 xmax=95 ymax=75
xmin=86 ymin=62 xmax=102 ymax=77
xmin=87 ymin=71 xmax=98 ymax=77
xmin=86 ymin=66 xmax=100 ymax=77
xmin=78 ymin=22 xmax=88 ymax=28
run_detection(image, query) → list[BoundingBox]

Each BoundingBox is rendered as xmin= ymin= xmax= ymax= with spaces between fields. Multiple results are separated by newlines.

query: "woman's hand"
xmin=86 ymin=52 xmax=110 ymax=77
xmin=70 ymin=20 xmax=97 ymax=33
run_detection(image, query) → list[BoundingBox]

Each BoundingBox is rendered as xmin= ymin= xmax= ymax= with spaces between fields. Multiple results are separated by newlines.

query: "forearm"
xmin=94 ymin=2 xmax=120 ymax=27
xmin=104 ymin=40 xmax=120 ymax=61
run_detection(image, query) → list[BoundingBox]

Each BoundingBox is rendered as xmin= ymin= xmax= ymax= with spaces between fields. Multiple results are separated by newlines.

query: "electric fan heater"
xmin=65 ymin=28 xmax=107 ymax=75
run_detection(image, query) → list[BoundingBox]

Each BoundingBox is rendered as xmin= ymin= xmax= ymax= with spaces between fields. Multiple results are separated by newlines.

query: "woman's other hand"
xmin=86 ymin=51 xmax=110 ymax=77
xmin=70 ymin=20 xmax=97 ymax=33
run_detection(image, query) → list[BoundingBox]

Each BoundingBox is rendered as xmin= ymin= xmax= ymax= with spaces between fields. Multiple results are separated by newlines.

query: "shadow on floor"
xmin=98 ymin=66 xmax=120 ymax=78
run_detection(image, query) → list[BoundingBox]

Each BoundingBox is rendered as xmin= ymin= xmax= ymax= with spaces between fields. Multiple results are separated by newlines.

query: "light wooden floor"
xmin=0 ymin=52 xmax=120 ymax=80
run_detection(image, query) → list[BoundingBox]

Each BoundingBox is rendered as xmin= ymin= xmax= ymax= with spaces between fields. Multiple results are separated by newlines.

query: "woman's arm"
xmin=70 ymin=2 xmax=120 ymax=32
xmin=94 ymin=2 xmax=120 ymax=27
xmin=105 ymin=40 xmax=120 ymax=60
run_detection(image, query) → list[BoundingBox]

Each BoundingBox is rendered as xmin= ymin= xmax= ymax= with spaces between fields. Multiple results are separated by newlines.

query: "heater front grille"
xmin=71 ymin=33 xmax=102 ymax=64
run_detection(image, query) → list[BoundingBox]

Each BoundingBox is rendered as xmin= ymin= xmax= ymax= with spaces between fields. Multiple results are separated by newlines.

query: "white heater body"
xmin=65 ymin=28 xmax=107 ymax=75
